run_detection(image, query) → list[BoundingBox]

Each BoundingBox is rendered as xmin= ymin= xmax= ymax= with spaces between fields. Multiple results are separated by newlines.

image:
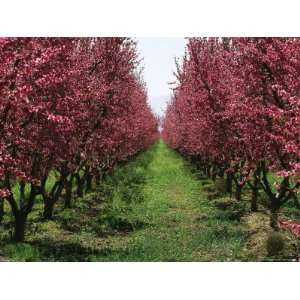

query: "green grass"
xmin=92 ymin=141 xmax=249 ymax=261
xmin=1 ymin=140 xmax=298 ymax=261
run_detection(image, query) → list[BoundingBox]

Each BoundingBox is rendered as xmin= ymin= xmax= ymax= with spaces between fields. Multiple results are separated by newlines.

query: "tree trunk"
xmin=64 ymin=180 xmax=73 ymax=208
xmin=270 ymin=204 xmax=280 ymax=231
xmin=76 ymin=175 xmax=84 ymax=198
xmin=251 ymin=189 xmax=258 ymax=212
xmin=211 ymin=171 xmax=217 ymax=181
xmin=77 ymin=181 xmax=84 ymax=197
xmin=14 ymin=215 xmax=27 ymax=242
xmin=226 ymin=173 xmax=233 ymax=196
xmin=210 ymin=165 xmax=217 ymax=181
xmin=206 ymin=166 xmax=211 ymax=178
xmin=43 ymin=198 xmax=55 ymax=220
xmin=85 ymin=172 xmax=93 ymax=193
xmin=251 ymin=176 xmax=259 ymax=212
xmin=95 ymin=171 xmax=101 ymax=186
xmin=219 ymin=168 xmax=225 ymax=178
xmin=235 ymin=184 xmax=242 ymax=201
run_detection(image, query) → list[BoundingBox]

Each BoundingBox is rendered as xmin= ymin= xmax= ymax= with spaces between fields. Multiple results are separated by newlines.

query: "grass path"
xmin=97 ymin=141 xmax=247 ymax=261
xmin=0 ymin=141 xmax=250 ymax=261
xmin=1 ymin=140 xmax=297 ymax=261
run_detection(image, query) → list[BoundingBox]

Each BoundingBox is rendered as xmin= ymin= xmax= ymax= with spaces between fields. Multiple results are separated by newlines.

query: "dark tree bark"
xmin=235 ymin=184 xmax=242 ymax=201
xmin=85 ymin=170 xmax=93 ymax=193
xmin=226 ymin=172 xmax=233 ymax=196
xmin=259 ymin=162 xmax=297 ymax=230
xmin=270 ymin=202 xmax=280 ymax=231
xmin=206 ymin=166 xmax=211 ymax=178
xmin=76 ymin=178 xmax=84 ymax=198
xmin=251 ymin=187 xmax=258 ymax=212
xmin=64 ymin=178 xmax=73 ymax=208
xmin=43 ymin=197 xmax=56 ymax=219
xmin=42 ymin=178 xmax=64 ymax=220
xmin=13 ymin=214 xmax=27 ymax=242
xmin=6 ymin=183 xmax=38 ymax=242
xmin=95 ymin=170 xmax=102 ymax=186
xmin=231 ymin=164 xmax=247 ymax=202
xmin=250 ymin=170 xmax=260 ymax=212
xmin=212 ymin=165 xmax=217 ymax=181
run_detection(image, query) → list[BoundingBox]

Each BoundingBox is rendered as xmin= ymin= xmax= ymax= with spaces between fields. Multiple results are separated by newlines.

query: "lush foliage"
xmin=162 ymin=38 xmax=300 ymax=229
xmin=0 ymin=37 xmax=158 ymax=241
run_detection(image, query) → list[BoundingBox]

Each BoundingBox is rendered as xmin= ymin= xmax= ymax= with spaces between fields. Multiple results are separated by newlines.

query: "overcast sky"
xmin=136 ymin=38 xmax=186 ymax=116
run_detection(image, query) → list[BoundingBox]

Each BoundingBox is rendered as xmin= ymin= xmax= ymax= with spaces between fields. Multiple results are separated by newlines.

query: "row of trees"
xmin=163 ymin=38 xmax=300 ymax=229
xmin=0 ymin=38 xmax=158 ymax=241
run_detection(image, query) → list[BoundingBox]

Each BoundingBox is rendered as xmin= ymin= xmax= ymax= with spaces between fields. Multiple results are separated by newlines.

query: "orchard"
xmin=0 ymin=38 xmax=158 ymax=242
xmin=163 ymin=37 xmax=300 ymax=236
xmin=0 ymin=37 xmax=300 ymax=262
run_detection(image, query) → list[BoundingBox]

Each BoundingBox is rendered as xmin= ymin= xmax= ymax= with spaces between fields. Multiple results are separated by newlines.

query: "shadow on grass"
xmin=29 ymin=239 xmax=113 ymax=261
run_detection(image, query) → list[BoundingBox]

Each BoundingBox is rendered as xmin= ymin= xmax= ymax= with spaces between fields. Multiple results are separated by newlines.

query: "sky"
xmin=136 ymin=38 xmax=187 ymax=117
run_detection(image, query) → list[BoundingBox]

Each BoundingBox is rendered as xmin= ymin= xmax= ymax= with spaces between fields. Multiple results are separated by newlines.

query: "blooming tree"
xmin=0 ymin=37 xmax=157 ymax=241
xmin=163 ymin=37 xmax=300 ymax=229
